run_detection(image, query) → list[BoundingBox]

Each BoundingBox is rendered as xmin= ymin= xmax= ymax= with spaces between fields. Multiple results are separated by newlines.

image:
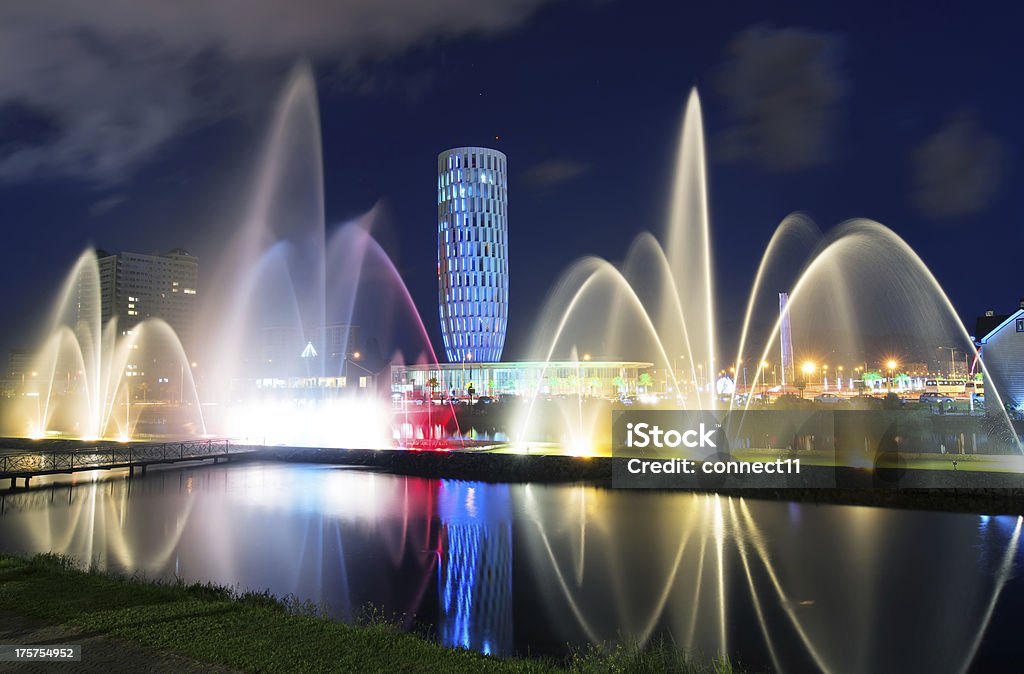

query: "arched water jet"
xmin=22 ymin=247 xmax=206 ymax=440
xmin=517 ymin=257 xmax=683 ymax=447
xmin=203 ymin=62 xmax=327 ymax=397
xmin=729 ymin=213 xmax=821 ymax=408
xmin=744 ymin=219 xmax=1020 ymax=453
xmin=619 ymin=232 xmax=703 ymax=400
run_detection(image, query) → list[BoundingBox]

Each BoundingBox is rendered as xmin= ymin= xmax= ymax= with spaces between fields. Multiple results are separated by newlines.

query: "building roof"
xmin=394 ymin=360 xmax=654 ymax=371
xmin=976 ymin=309 xmax=1024 ymax=344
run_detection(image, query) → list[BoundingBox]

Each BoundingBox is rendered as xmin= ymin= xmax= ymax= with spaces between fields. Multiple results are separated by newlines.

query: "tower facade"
xmin=437 ymin=147 xmax=509 ymax=363
xmin=779 ymin=292 xmax=794 ymax=385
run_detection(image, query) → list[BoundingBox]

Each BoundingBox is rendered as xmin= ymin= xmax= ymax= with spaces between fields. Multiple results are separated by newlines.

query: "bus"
xmin=925 ymin=379 xmax=967 ymax=396
xmin=964 ymin=380 xmax=985 ymax=401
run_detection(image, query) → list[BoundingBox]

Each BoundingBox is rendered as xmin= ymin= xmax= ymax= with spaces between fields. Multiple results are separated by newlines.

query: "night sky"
xmin=1 ymin=0 xmax=1022 ymax=361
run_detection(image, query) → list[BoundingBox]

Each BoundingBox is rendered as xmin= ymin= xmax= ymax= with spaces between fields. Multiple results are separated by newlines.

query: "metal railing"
xmin=0 ymin=439 xmax=232 ymax=477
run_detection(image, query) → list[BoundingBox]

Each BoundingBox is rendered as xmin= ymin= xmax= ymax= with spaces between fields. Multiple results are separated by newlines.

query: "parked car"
xmin=920 ymin=392 xmax=954 ymax=404
xmin=813 ymin=394 xmax=842 ymax=404
xmin=476 ymin=396 xmax=495 ymax=405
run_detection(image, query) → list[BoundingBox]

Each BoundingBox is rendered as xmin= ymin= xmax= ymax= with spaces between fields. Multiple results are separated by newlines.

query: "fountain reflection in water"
xmin=0 ymin=466 xmax=1020 ymax=673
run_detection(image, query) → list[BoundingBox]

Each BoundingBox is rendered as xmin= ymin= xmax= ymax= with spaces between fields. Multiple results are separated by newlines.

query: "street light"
xmin=800 ymin=361 xmax=815 ymax=398
xmin=886 ymin=359 xmax=898 ymax=393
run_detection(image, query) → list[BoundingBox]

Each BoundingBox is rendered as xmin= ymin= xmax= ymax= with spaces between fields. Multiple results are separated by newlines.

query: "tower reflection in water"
xmin=436 ymin=481 xmax=513 ymax=656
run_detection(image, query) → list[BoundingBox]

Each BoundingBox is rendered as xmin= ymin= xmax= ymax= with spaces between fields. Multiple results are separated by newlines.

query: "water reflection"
xmin=437 ymin=482 xmax=512 ymax=655
xmin=0 ymin=463 xmax=1019 ymax=673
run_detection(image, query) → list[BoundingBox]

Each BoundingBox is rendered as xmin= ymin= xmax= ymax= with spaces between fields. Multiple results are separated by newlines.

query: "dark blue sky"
xmin=1 ymin=0 xmax=1022 ymax=359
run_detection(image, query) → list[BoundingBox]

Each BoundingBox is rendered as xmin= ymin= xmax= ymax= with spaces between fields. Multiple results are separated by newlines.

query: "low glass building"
xmin=392 ymin=360 xmax=653 ymax=399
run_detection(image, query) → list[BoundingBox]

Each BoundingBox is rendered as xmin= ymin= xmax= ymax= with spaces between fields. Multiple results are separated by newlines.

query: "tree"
xmin=638 ymin=373 xmax=653 ymax=391
xmin=612 ymin=376 xmax=625 ymax=393
xmin=427 ymin=377 xmax=439 ymax=398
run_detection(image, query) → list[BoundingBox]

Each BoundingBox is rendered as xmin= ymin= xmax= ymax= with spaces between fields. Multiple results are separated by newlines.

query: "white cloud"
xmin=521 ymin=158 xmax=592 ymax=190
xmin=715 ymin=25 xmax=846 ymax=172
xmin=0 ymin=0 xmax=553 ymax=182
xmin=911 ymin=112 xmax=1007 ymax=220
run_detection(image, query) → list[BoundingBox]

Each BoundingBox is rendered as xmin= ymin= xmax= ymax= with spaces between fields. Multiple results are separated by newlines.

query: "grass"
xmin=0 ymin=553 xmax=740 ymax=673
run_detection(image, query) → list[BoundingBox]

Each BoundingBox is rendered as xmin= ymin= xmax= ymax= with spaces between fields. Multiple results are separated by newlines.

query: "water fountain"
xmin=196 ymin=64 xmax=452 ymax=448
xmin=515 ymin=89 xmax=1020 ymax=458
xmin=9 ymin=64 xmax=450 ymax=447
xmin=14 ymin=248 xmax=205 ymax=440
xmin=11 ymin=69 xmax=1019 ymax=458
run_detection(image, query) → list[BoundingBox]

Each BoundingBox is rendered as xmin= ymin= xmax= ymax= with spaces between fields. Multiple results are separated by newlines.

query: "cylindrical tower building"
xmin=437 ymin=147 xmax=508 ymax=363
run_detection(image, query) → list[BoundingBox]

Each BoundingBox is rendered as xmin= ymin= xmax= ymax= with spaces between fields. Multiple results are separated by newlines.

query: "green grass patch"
xmin=0 ymin=553 xmax=739 ymax=673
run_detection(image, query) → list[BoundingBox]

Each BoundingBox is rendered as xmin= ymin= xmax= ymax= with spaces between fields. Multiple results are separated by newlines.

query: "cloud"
xmin=715 ymin=25 xmax=846 ymax=172
xmin=88 ymin=194 xmax=127 ymax=216
xmin=521 ymin=159 xmax=591 ymax=190
xmin=911 ymin=112 xmax=1008 ymax=220
xmin=0 ymin=0 xmax=553 ymax=183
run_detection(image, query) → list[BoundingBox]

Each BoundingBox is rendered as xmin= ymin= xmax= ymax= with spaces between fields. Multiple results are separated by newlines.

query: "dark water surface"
xmin=0 ymin=462 xmax=1019 ymax=673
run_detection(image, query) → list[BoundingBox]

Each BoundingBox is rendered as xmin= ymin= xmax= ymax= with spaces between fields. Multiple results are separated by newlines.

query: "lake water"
xmin=0 ymin=461 xmax=1019 ymax=673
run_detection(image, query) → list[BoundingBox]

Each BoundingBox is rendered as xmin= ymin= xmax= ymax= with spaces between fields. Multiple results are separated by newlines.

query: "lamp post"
xmin=886 ymin=359 xmax=898 ymax=394
xmin=461 ymin=352 xmax=474 ymax=403
xmin=801 ymin=361 xmax=816 ymax=398
xmin=759 ymin=360 xmax=769 ymax=400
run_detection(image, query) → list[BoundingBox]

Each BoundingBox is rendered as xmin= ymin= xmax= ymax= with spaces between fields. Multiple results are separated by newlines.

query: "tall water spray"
xmin=19 ymin=249 xmax=204 ymax=440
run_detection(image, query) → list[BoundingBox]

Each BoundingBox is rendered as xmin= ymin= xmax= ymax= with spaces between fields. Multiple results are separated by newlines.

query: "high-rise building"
xmin=437 ymin=147 xmax=509 ymax=363
xmin=97 ymin=248 xmax=199 ymax=356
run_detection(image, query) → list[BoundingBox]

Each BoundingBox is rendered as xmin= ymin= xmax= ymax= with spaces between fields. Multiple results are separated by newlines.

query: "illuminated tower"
xmin=438 ymin=147 xmax=509 ymax=363
xmin=779 ymin=292 xmax=794 ymax=385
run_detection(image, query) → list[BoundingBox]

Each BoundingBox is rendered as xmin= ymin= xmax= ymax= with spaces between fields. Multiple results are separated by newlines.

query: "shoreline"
xmin=234 ymin=445 xmax=1024 ymax=516
xmin=4 ymin=437 xmax=1024 ymax=516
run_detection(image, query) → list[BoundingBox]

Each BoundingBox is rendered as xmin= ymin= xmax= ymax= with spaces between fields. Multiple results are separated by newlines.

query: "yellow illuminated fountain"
xmin=515 ymin=89 xmax=1020 ymax=458
xmin=17 ymin=249 xmax=204 ymax=441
